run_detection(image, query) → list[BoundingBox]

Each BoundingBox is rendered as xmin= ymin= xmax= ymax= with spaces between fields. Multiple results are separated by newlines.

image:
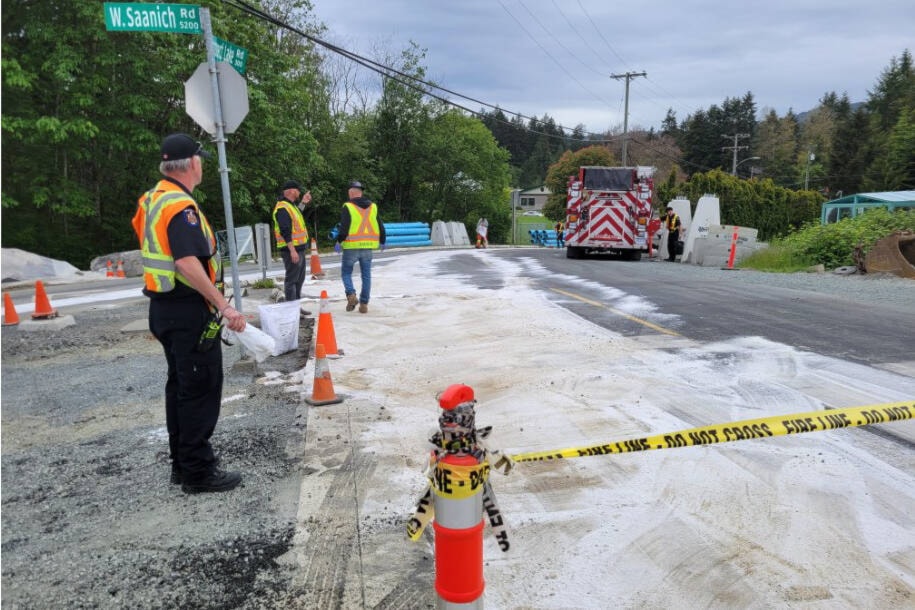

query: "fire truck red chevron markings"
xmin=550 ymin=288 xmax=681 ymax=336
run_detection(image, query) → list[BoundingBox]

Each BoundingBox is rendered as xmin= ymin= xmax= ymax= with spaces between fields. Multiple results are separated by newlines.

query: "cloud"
xmin=310 ymin=0 xmax=914 ymax=133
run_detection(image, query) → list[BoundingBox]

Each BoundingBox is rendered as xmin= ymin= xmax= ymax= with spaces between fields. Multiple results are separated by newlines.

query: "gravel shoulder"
xmin=1 ymin=294 xmax=316 ymax=608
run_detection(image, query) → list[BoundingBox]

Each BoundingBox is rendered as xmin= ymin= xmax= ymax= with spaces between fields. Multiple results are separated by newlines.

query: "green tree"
xmin=541 ymin=145 xmax=617 ymax=220
xmin=415 ymin=110 xmax=511 ymax=239
xmin=754 ymin=109 xmax=798 ymax=187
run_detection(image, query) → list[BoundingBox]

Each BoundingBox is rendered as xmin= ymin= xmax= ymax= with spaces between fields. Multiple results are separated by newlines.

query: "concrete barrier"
xmin=682 ymin=195 xmax=720 ymax=264
xmin=692 ymin=225 xmax=759 ymax=267
xmin=431 ymin=221 xmax=454 ymax=246
xmin=449 ymin=222 xmax=472 ymax=246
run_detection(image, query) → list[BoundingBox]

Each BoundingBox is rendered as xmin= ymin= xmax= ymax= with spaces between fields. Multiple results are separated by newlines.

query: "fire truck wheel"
xmin=566 ymin=246 xmax=584 ymax=259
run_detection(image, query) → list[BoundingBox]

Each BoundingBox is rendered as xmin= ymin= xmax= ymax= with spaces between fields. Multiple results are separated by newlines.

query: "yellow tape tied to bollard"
xmin=509 ymin=400 xmax=914 ymax=463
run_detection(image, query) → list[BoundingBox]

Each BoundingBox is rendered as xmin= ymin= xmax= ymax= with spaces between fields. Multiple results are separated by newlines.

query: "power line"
xmin=223 ymin=0 xmax=607 ymax=143
xmin=497 ymin=0 xmax=616 ymax=109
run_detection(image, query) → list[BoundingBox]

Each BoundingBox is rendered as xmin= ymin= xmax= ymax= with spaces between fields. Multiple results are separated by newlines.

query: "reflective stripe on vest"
xmin=132 ymin=181 xmax=218 ymax=293
xmin=342 ymin=202 xmax=380 ymax=249
xmin=272 ymin=200 xmax=309 ymax=249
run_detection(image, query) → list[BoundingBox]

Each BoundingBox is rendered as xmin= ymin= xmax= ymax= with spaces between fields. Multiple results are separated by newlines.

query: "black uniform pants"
xmin=281 ymin=247 xmax=308 ymax=302
xmin=667 ymin=229 xmax=680 ymax=261
xmin=149 ymin=297 xmax=222 ymax=481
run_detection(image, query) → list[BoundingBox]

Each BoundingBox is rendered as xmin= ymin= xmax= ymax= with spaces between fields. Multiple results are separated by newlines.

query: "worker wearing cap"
xmin=334 ymin=181 xmax=386 ymax=313
xmin=132 ymin=133 xmax=245 ymax=494
xmin=272 ymin=180 xmax=312 ymax=303
xmin=665 ymin=206 xmax=682 ymax=262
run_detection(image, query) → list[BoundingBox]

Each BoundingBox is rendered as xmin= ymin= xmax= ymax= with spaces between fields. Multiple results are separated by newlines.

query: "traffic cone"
xmin=115 ymin=260 xmax=126 ymax=278
xmin=304 ymin=343 xmax=343 ymax=406
xmin=106 ymin=260 xmax=114 ymax=278
xmin=31 ymin=281 xmax=58 ymax=319
xmin=309 ymin=239 xmax=325 ymax=279
xmin=3 ymin=293 xmax=20 ymax=326
xmin=314 ymin=290 xmax=339 ymax=356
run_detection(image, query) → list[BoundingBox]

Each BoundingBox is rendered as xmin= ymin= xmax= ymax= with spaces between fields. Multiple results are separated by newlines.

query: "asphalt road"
xmin=474 ymin=249 xmax=915 ymax=367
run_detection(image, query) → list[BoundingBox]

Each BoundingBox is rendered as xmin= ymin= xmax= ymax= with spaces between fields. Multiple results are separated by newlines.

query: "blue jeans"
xmin=341 ymin=248 xmax=373 ymax=304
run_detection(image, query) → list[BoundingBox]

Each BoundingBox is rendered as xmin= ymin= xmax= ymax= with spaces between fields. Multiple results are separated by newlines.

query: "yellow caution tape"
xmin=431 ymin=461 xmax=490 ymax=500
xmin=406 ymin=487 xmax=434 ymax=542
xmin=510 ymin=400 xmax=914 ymax=463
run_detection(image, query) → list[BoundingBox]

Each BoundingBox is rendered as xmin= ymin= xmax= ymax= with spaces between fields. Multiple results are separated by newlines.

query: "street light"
xmin=733 ymin=156 xmax=761 ymax=176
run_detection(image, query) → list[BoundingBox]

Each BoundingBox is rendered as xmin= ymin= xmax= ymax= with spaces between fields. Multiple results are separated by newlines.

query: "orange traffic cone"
xmin=309 ymin=239 xmax=325 ymax=279
xmin=31 ymin=281 xmax=58 ymax=319
xmin=304 ymin=343 xmax=343 ymax=406
xmin=3 ymin=293 xmax=20 ymax=326
xmin=115 ymin=260 xmax=126 ymax=278
xmin=315 ymin=290 xmax=339 ymax=356
xmin=106 ymin=260 xmax=114 ymax=278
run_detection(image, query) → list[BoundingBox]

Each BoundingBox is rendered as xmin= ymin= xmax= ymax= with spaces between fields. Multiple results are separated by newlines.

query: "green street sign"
xmin=214 ymin=36 xmax=249 ymax=75
xmin=104 ymin=3 xmax=201 ymax=34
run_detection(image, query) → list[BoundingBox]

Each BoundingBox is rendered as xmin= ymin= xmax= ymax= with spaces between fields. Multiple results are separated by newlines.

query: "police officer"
xmin=132 ymin=133 xmax=246 ymax=494
xmin=272 ymin=180 xmax=311 ymax=304
xmin=665 ymin=206 xmax=682 ymax=262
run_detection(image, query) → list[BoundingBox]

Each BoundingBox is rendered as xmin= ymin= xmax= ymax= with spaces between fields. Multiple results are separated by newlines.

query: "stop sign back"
xmin=184 ymin=61 xmax=249 ymax=135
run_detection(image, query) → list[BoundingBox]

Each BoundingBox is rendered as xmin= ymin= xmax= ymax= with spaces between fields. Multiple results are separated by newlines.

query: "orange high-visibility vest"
xmin=272 ymin=200 xmax=309 ymax=248
xmin=132 ymin=180 xmax=219 ymax=293
xmin=342 ymin=202 xmax=380 ymax=249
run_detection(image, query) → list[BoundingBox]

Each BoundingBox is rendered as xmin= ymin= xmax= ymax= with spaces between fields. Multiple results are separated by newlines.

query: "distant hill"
xmin=795 ymin=101 xmax=865 ymax=123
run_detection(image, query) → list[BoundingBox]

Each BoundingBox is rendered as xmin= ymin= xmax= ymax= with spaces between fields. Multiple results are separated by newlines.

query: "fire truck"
xmin=564 ymin=166 xmax=655 ymax=260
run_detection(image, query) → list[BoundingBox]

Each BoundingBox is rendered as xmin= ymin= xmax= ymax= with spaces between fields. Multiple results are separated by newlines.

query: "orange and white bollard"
xmin=431 ymin=384 xmax=486 ymax=609
xmin=723 ymin=225 xmax=740 ymax=270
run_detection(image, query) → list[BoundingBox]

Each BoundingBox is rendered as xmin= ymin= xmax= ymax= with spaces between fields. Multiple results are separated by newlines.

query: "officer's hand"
xmin=222 ymin=306 xmax=247 ymax=332
xmin=302 ymin=191 xmax=312 ymax=205
xmin=334 ymin=242 xmax=342 ymax=253
xmin=290 ymin=249 xmax=299 ymax=264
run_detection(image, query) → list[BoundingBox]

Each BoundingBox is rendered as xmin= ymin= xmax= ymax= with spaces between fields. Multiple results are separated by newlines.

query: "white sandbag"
xmin=224 ymin=324 xmax=276 ymax=363
xmin=257 ymin=301 xmax=300 ymax=356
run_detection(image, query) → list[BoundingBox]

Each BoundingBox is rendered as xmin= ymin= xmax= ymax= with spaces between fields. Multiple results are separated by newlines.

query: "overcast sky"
xmin=309 ymin=0 xmax=914 ymax=136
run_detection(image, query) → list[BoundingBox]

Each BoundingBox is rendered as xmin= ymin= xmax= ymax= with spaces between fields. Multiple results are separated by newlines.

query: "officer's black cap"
xmin=282 ymin=180 xmax=302 ymax=191
xmin=161 ymin=133 xmax=212 ymax=161
xmin=348 ymin=181 xmax=364 ymax=190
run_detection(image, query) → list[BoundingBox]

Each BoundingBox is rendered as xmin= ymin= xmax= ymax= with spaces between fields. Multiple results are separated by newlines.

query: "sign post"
xmin=195 ymin=8 xmax=246 ymax=313
xmin=104 ymin=3 xmax=249 ymax=313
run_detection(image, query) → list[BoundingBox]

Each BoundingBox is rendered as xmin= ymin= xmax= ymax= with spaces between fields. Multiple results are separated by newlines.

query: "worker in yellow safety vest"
xmin=132 ymin=133 xmax=246 ymax=494
xmin=272 ymin=179 xmax=312 ymax=303
xmin=333 ymin=181 xmax=386 ymax=314
xmin=665 ymin=206 xmax=682 ymax=262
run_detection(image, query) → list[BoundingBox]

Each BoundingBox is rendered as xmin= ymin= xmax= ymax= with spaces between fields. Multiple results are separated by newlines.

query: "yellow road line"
xmin=551 ymin=287 xmax=681 ymax=336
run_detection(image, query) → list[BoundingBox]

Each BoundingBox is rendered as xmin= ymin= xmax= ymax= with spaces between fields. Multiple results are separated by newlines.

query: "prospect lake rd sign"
xmin=214 ymin=36 xmax=248 ymax=75
xmin=103 ymin=2 xmax=201 ymax=34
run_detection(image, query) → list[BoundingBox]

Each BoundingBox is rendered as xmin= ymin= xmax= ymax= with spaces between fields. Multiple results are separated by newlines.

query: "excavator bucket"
xmin=864 ymin=230 xmax=915 ymax=279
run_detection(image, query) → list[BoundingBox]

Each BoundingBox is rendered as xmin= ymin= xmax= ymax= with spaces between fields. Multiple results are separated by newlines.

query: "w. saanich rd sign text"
xmin=104 ymin=2 xmax=201 ymax=34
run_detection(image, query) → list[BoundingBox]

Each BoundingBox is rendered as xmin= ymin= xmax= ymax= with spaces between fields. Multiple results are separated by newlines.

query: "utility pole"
xmin=610 ymin=71 xmax=646 ymax=166
xmin=804 ymin=149 xmax=815 ymax=190
xmin=722 ymin=133 xmax=750 ymax=175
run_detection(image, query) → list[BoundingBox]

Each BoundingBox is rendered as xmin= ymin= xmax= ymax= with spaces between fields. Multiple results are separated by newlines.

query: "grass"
xmin=738 ymin=208 xmax=915 ymax=272
xmin=250 ymin=278 xmax=277 ymax=289
xmin=738 ymin=244 xmax=817 ymax=272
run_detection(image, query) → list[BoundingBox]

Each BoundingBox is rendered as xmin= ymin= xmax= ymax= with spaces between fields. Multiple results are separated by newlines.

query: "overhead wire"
xmin=223 ymin=0 xmax=617 ymax=144
xmin=221 ymin=0 xmax=722 ymax=163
